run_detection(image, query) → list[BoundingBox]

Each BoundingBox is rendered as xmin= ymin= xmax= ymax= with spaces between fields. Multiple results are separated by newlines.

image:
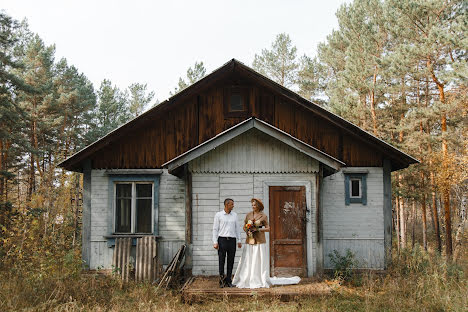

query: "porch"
xmin=181 ymin=276 xmax=332 ymax=303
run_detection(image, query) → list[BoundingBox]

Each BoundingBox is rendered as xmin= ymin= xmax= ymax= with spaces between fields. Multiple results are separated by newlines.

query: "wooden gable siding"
xmin=91 ymin=75 xmax=382 ymax=169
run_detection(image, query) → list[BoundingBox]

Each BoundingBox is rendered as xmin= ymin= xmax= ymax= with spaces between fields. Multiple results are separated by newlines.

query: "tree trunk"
xmin=370 ymin=66 xmax=378 ymax=135
xmin=412 ymin=200 xmax=416 ymax=249
xmin=429 ymin=61 xmax=452 ymax=259
xmin=453 ymin=194 xmax=467 ymax=261
xmin=429 ymin=160 xmax=442 ymax=252
xmin=395 ymin=197 xmax=401 ymax=254
xmin=443 ymin=189 xmax=452 ymax=259
xmin=398 ymin=188 xmax=406 ymax=249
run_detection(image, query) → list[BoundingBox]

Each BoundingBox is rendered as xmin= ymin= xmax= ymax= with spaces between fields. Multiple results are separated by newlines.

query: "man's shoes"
xmin=219 ymin=275 xmax=225 ymax=288
xmin=225 ymin=282 xmax=234 ymax=288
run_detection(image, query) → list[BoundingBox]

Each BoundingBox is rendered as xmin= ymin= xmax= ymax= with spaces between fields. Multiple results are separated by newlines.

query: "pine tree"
xmin=14 ymin=34 xmax=56 ymax=202
xmin=128 ymin=83 xmax=155 ymax=117
xmin=297 ymin=55 xmax=326 ymax=104
xmin=0 ymin=13 xmax=34 ymax=230
xmin=253 ymin=33 xmax=298 ymax=87
xmin=318 ymin=0 xmax=467 ymax=257
xmin=171 ymin=61 xmax=206 ymax=95
xmin=86 ymin=79 xmax=130 ymax=142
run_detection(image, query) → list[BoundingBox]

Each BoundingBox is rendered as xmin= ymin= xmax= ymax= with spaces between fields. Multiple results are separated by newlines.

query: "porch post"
xmin=82 ymin=159 xmax=92 ymax=269
xmin=184 ymin=164 xmax=193 ymax=273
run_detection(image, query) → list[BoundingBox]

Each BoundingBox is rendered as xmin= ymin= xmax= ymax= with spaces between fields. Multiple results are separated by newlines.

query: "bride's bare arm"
xmin=259 ymin=225 xmax=270 ymax=232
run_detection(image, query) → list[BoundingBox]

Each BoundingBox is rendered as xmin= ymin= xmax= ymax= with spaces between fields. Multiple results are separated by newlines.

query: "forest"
xmin=0 ymin=0 xmax=466 ymax=311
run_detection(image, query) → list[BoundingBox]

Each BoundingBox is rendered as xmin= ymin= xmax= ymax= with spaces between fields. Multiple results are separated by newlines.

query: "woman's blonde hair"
xmin=251 ymin=198 xmax=264 ymax=211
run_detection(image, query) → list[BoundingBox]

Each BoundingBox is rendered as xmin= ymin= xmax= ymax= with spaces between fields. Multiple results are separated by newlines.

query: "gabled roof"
xmin=58 ymin=58 xmax=419 ymax=172
xmin=163 ymin=117 xmax=345 ymax=175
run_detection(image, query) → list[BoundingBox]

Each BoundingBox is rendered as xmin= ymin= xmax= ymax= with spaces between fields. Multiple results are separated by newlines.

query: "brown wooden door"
xmin=269 ymin=186 xmax=307 ymax=277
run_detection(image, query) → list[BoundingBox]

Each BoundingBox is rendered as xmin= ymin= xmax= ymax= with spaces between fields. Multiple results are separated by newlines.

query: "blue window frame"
xmin=107 ymin=175 xmax=160 ymax=235
xmin=344 ymin=173 xmax=367 ymax=205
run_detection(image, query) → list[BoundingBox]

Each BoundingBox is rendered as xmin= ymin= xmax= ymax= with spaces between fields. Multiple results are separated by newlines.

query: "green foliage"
xmin=128 ymin=82 xmax=155 ymax=117
xmin=329 ymin=249 xmax=358 ymax=281
xmin=297 ymin=55 xmax=326 ymax=104
xmin=253 ymin=33 xmax=298 ymax=87
xmin=85 ymin=79 xmax=130 ymax=142
xmin=170 ymin=61 xmax=206 ymax=95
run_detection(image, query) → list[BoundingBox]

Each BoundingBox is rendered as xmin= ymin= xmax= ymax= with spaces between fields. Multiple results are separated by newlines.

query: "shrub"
xmin=328 ymin=249 xmax=358 ymax=281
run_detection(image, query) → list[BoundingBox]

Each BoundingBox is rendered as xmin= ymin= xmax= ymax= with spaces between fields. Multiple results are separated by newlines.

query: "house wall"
xmin=191 ymin=173 xmax=317 ymax=276
xmin=87 ymin=169 xmax=185 ymax=270
xmin=189 ymin=129 xmax=319 ymax=276
xmin=322 ymin=167 xmax=385 ymax=269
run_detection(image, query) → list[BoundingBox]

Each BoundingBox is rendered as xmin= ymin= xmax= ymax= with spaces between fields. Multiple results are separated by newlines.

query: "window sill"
xmin=105 ymin=234 xmax=161 ymax=248
xmin=104 ymin=234 xmax=161 ymax=239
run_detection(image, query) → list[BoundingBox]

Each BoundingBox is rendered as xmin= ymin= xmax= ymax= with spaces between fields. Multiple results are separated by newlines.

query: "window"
xmin=115 ymin=182 xmax=153 ymax=233
xmin=350 ymin=178 xmax=361 ymax=198
xmin=230 ymin=93 xmax=244 ymax=111
xmin=224 ymin=86 xmax=250 ymax=117
xmin=344 ymin=173 xmax=367 ymax=205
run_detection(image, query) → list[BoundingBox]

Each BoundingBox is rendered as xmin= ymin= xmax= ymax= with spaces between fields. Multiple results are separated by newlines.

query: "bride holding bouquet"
xmin=232 ymin=198 xmax=271 ymax=288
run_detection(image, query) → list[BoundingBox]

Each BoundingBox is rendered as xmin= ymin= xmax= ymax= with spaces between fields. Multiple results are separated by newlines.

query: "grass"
xmin=0 ymin=246 xmax=466 ymax=311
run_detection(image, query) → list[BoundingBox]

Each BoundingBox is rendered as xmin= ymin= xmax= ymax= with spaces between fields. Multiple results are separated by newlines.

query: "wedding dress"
xmin=232 ymin=242 xmax=271 ymax=288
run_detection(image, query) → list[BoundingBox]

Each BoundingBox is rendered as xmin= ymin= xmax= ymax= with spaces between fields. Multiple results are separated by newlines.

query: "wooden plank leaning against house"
xmin=112 ymin=238 xmax=132 ymax=282
xmin=135 ymin=236 xmax=159 ymax=282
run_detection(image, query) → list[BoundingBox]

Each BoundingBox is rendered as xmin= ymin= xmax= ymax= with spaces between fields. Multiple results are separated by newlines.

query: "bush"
xmin=328 ymin=249 xmax=358 ymax=281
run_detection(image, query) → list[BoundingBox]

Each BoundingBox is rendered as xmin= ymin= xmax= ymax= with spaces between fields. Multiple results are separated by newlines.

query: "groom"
xmin=213 ymin=198 xmax=242 ymax=288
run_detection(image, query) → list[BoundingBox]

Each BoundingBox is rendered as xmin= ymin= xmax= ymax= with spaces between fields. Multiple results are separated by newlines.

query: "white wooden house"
xmin=59 ymin=59 xmax=418 ymax=277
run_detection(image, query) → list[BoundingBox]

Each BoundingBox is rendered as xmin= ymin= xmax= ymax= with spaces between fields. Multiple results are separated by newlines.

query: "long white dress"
xmin=232 ymin=242 xmax=271 ymax=288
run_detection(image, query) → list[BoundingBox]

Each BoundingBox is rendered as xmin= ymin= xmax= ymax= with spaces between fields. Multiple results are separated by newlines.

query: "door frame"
xmin=263 ymin=180 xmax=315 ymax=277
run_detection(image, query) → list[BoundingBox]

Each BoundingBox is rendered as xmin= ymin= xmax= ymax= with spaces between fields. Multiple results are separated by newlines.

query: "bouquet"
xmin=244 ymin=219 xmax=262 ymax=244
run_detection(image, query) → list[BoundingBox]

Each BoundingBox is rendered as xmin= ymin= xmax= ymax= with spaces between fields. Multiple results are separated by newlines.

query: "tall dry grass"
xmin=0 ymin=245 xmax=466 ymax=311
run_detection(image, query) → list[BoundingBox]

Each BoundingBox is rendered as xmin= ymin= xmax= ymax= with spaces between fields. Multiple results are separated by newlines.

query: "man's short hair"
xmin=224 ymin=198 xmax=234 ymax=206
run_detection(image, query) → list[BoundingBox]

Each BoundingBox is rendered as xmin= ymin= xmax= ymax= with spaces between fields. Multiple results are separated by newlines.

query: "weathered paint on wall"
xmin=322 ymin=167 xmax=385 ymax=269
xmin=190 ymin=130 xmax=319 ymax=276
xmin=191 ymin=173 xmax=318 ymax=276
xmin=189 ymin=129 xmax=319 ymax=174
xmin=87 ymin=169 xmax=185 ymax=270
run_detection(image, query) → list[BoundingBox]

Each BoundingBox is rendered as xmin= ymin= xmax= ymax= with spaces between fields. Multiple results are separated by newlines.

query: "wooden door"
xmin=269 ymin=186 xmax=307 ymax=277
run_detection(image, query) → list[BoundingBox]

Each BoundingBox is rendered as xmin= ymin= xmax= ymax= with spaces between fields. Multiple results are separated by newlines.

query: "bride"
xmin=232 ymin=198 xmax=271 ymax=288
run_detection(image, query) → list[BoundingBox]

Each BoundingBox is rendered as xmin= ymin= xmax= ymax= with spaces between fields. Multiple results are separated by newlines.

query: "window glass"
xmin=116 ymin=198 xmax=131 ymax=233
xmin=136 ymin=199 xmax=152 ymax=233
xmin=230 ymin=94 xmax=244 ymax=111
xmin=116 ymin=184 xmax=132 ymax=233
xmin=116 ymin=183 xmax=132 ymax=198
xmin=115 ymin=182 xmax=153 ymax=234
xmin=351 ymin=179 xmax=361 ymax=197
xmin=136 ymin=184 xmax=152 ymax=198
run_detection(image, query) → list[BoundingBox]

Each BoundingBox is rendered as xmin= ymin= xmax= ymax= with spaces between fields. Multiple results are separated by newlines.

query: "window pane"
xmin=136 ymin=184 xmax=152 ymax=198
xmin=116 ymin=184 xmax=132 ymax=198
xmin=136 ymin=199 xmax=152 ymax=233
xmin=230 ymin=94 xmax=244 ymax=111
xmin=116 ymin=198 xmax=131 ymax=233
xmin=351 ymin=179 xmax=361 ymax=197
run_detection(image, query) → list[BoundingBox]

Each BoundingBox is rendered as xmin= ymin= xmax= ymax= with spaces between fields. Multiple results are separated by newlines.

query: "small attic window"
xmin=224 ymin=86 xmax=249 ymax=117
xmin=344 ymin=172 xmax=367 ymax=205
xmin=230 ymin=94 xmax=244 ymax=111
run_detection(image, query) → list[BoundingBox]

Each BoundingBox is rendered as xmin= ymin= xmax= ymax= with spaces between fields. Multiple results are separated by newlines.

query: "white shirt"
xmin=212 ymin=210 xmax=241 ymax=244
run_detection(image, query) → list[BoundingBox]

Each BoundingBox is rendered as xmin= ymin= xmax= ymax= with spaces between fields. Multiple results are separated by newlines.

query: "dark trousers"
xmin=218 ymin=236 xmax=236 ymax=283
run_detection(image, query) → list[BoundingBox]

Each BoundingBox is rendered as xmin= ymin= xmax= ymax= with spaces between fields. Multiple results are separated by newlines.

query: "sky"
xmin=1 ymin=0 xmax=348 ymax=102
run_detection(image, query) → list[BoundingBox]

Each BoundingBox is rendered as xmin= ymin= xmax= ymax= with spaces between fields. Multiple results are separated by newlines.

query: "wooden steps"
xmin=181 ymin=277 xmax=332 ymax=303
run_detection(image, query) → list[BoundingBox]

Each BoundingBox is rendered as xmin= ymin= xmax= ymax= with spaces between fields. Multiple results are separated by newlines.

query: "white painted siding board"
xmin=190 ymin=129 xmax=319 ymax=174
xmin=191 ymin=171 xmax=318 ymax=276
xmin=322 ymin=167 xmax=385 ymax=269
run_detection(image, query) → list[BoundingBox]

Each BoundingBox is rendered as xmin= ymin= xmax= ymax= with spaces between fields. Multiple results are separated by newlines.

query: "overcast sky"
xmin=1 ymin=0 xmax=348 ymax=102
